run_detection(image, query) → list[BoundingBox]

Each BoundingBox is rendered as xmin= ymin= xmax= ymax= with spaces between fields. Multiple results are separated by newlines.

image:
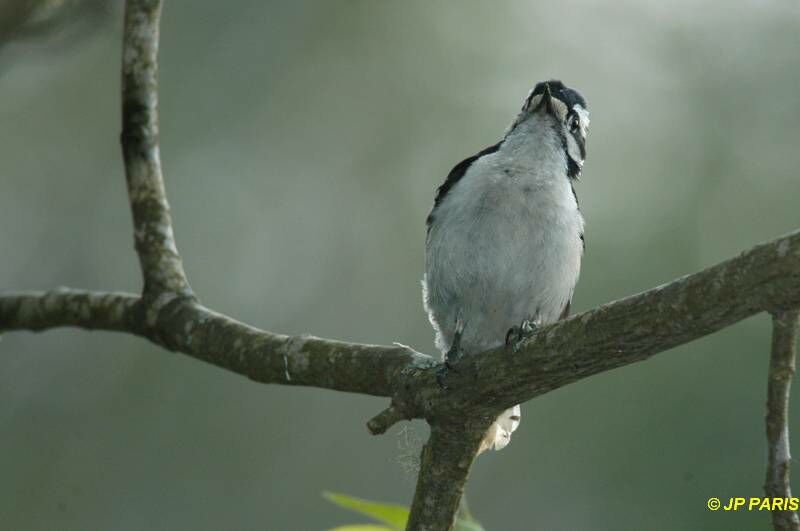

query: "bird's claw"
xmin=436 ymin=359 xmax=459 ymax=390
xmin=505 ymin=316 xmax=542 ymax=353
xmin=438 ymin=317 xmax=464 ymax=390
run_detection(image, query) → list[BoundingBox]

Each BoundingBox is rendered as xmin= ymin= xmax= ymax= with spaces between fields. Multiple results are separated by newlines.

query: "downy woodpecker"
xmin=423 ymin=80 xmax=589 ymax=452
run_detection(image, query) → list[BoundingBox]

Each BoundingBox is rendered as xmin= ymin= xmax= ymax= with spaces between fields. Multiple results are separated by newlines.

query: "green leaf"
xmin=323 ymin=491 xmax=409 ymax=530
xmin=324 ymin=491 xmax=486 ymax=531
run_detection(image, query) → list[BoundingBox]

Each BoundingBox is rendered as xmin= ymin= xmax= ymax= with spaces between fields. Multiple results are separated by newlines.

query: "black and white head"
xmin=507 ymin=80 xmax=590 ymax=179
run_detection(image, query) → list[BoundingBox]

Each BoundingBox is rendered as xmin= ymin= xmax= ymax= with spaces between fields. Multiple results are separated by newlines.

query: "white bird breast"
xmin=423 ymin=136 xmax=584 ymax=356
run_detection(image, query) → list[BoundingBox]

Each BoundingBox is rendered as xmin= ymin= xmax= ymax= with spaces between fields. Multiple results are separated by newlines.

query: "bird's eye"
xmin=569 ymin=116 xmax=580 ymax=133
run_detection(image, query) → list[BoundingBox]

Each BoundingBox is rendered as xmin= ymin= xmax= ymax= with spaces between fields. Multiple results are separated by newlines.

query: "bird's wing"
xmin=426 ymin=141 xmax=502 ymax=232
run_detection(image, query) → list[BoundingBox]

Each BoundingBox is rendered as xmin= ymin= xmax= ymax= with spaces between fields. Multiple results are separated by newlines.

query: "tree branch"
xmin=396 ymin=229 xmax=799 ymax=529
xmin=4 ymin=230 xmax=798 ymax=424
xmin=406 ymin=422 xmax=486 ymax=531
xmin=0 ymin=289 xmax=430 ymax=398
xmin=367 ymin=229 xmax=800 ymax=435
xmin=0 ymin=289 xmax=140 ymax=333
xmin=121 ymin=0 xmax=191 ymax=298
xmin=367 ymin=403 xmax=409 ymax=435
xmin=765 ymin=309 xmax=800 ymax=531
xmin=2 ymin=232 xmax=800 ymax=530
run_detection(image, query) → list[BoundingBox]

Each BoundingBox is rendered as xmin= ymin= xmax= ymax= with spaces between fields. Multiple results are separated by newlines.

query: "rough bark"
xmin=406 ymin=422 xmax=487 ymax=531
xmin=0 ymin=289 xmax=430 ymax=398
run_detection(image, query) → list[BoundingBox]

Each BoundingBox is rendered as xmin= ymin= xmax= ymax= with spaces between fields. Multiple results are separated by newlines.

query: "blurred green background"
xmin=2 ymin=0 xmax=800 ymax=529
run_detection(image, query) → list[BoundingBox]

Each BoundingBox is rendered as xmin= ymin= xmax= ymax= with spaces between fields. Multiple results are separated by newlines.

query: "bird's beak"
xmin=535 ymin=83 xmax=555 ymax=115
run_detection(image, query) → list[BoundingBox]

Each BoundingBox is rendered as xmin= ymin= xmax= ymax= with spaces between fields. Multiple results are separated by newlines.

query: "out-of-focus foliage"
xmin=324 ymin=491 xmax=485 ymax=531
xmin=1 ymin=1 xmax=799 ymax=530
xmin=324 ymin=491 xmax=409 ymax=530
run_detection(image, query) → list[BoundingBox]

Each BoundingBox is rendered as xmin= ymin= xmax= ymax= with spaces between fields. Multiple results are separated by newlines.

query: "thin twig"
xmin=766 ymin=309 xmax=800 ymax=531
xmin=0 ymin=289 xmax=140 ymax=332
xmin=368 ymin=404 xmax=408 ymax=435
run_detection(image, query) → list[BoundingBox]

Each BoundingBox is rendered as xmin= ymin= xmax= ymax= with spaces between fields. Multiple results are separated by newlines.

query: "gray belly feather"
xmin=424 ymin=162 xmax=583 ymax=357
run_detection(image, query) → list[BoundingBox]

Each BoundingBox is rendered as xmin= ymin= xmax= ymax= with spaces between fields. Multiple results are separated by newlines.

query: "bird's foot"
xmin=505 ymin=316 xmax=542 ymax=353
xmin=437 ymin=315 xmax=465 ymax=390
xmin=435 ymin=358 xmax=460 ymax=390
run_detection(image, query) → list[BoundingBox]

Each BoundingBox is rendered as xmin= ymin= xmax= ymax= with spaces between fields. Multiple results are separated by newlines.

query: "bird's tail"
xmin=479 ymin=404 xmax=521 ymax=454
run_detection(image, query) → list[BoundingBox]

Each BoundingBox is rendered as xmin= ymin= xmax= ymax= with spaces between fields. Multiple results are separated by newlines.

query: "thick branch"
xmin=150 ymin=298 xmax=431 ymax=396
xmin=406 ymin=229 xmax=800 ymax=423
xmin=5 ymin=232 xmax=795 ymax=531
xmin=121 ymin=0 xmax=191 ymax=297
xmin=406 ymin=422 xmax=486 ymax=531
xmin=3 ymin=231 xmax=800 ymax=423
xmin=765 ymin=309 xmax=800 ymax=531
xmin=0 ymin=289 xmax=431 ymax=398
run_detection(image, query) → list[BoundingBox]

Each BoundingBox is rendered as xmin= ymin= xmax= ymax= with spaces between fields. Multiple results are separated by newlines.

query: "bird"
xmin=422 ymin=80 xmax=589 ymax=453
